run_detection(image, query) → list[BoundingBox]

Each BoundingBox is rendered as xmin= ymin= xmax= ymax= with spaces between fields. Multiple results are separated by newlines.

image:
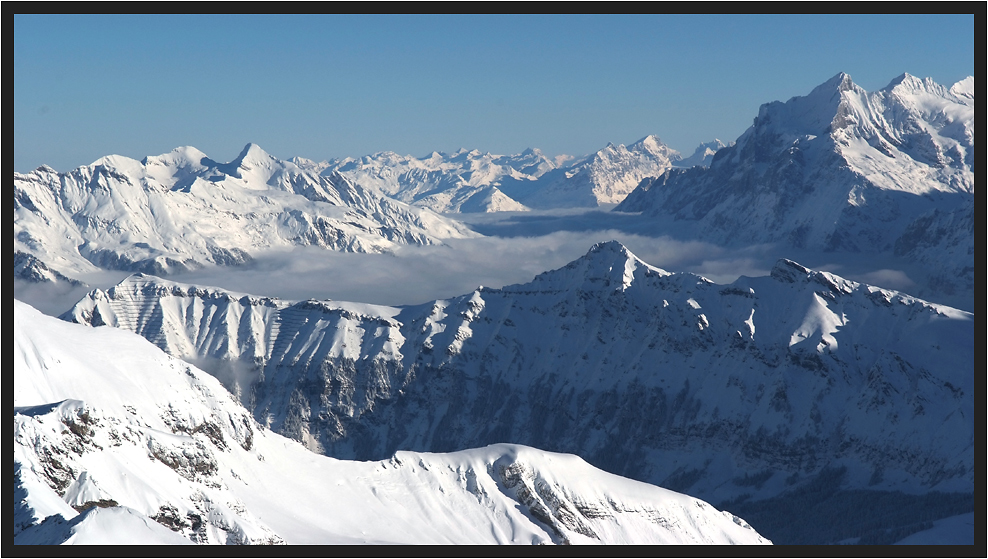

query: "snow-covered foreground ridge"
xmin=65 ymin=241 xmax=974 ymax=515
xmin=13 ymin=143 xmax=474 ymax=278
xmin=13 ymin=300 xmax=771 ymax=545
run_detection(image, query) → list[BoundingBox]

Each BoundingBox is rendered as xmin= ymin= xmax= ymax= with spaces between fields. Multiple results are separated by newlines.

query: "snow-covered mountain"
xmin=318 ymin=135 xmax=703 ymax=213
xmin=13 ymin=144 xmax=475 ymax=279
xmin=617 ymin=73 xmax=975 ymax=306
xmin=511 ymin=135 xmax=684 ymax=209
xmin=65 ymin=241 xmax=974 ymax=543
xmin=14 ymin=299 xmax=770 ymax=545
xmin=323 ymin=148 xmax=554 ymax=213
xmin=673 ymin=139 xmax=732 ymax=168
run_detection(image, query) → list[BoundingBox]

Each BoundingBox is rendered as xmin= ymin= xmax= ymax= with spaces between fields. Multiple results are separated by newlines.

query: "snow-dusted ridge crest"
xmin=64 ymin=240 xmax=974 ymax=544
xmin=14 ymin=300 xmax=770 ymax=545
xmin=13 ymin=143 xmax=475 ymax=278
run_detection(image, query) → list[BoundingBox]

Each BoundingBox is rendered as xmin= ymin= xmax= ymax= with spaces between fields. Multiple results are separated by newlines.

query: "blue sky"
xmin=14 ymin=14 xmax=974 ymax=172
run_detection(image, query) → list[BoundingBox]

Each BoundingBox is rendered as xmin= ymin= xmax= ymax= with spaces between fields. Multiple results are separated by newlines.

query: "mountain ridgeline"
xmin=13 ymin=144 xmax=475 ymax=278
xmin=65 ymin=241 xmax=974 ymax=543
xmin=617 ymin=73 xmax=975 ymax=309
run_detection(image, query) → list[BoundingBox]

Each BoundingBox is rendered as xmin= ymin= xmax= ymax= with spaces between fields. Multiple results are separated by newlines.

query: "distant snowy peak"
xmin=675 ymin=139 xmax=732 ymax=168
xmin=518 ymin=135 xmax=683 ymax=208
xmin=320 ymin=146 xmax=569 ymax=213
xmin=13 ymin=144 xmax=475 ymax=276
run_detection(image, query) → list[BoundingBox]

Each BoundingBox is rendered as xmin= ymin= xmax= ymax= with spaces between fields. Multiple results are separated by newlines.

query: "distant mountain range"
xmin=13 ymin=144 xmax=475 ymax=278
xmin=311 ymin=135 xmax=723 ymax=213
xmin=64 ymin=241 xmax=974 ymax=544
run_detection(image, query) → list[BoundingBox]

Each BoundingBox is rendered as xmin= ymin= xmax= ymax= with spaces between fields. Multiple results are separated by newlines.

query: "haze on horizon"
xmin=13 ymin=13 xmax=974 ymax=173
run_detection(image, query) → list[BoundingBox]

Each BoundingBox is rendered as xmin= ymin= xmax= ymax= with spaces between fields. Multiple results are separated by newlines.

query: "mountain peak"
xmin=811 ymin=72 xmax=859 ymax=97
xmin=232 ymin=143 xmax=273 ymax=166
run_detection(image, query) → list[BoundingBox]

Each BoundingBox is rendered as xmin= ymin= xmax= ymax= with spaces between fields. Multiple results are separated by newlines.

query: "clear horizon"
xmin=14 ymin=14 xmax=975 ymax=172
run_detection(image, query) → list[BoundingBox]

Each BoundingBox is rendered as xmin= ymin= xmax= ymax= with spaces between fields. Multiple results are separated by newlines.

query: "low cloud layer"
xmin=16 ymin=210 xmax=939 ymax=316
xmin=164 ymin=229 xmax=773 ymax=308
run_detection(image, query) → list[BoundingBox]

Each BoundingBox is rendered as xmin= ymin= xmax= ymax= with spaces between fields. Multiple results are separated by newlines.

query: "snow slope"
xmin=65 ymin=241 xmax=974 ymax=526
xmin=13 ymin=144 xmax=475 ymax=278
xmin=617 ymin=73 xmax=975 ymax=306
xmin=14 ymin=299 xmax=769 ymax=545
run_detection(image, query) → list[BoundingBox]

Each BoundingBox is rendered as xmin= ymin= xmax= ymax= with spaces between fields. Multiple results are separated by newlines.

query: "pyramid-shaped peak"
xmin=233 ymin=143 xmax=275 ymax=164
xmin=632 ymin=135 xmax=666 ymax=148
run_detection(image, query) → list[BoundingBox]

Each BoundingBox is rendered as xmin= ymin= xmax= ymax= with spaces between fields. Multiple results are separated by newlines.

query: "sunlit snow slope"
xmin=14 ymin=299 xmax=770 ymax=545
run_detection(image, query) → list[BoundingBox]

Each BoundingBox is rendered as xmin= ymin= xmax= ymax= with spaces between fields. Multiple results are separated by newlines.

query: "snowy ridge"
xmin=13 ymin=144 xmax=475 ymax=277
xmin=65 ymin=241 xmax=974 ymax=529
xmin=14 ymin=300 xmax=770 ymax=545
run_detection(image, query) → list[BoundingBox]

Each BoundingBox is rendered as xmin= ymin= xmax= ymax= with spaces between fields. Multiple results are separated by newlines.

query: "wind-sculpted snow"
xmin=66 ymin=241 xmax=974 ymax=540
xmin=616 ymin=73 xmax=975 ymax=307
xmin=14 ymin=300 xmax=769 ymax=545
xmin=13 ymin=144 xmax=475 ymax=279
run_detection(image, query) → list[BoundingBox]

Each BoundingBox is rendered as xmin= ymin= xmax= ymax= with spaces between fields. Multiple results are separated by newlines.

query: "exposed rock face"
xmin=13 ymin=144 xmax=475 ymax=278
xmin=616 ymin=74 xmax=975 ymax=308
xmin=66 ymin=241 xmax=973 ymax=526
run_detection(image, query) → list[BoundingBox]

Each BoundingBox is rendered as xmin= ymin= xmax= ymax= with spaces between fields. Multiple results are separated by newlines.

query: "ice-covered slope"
xmin=14 ymin=299 xmax=769 ymax=545
xmin=617 ymin=73 xmax=975 ymax=306
xmin=66 ymin=241 xmax=974 ymax=540
xmin=13 ymin=144 xmax=474 ymax=277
